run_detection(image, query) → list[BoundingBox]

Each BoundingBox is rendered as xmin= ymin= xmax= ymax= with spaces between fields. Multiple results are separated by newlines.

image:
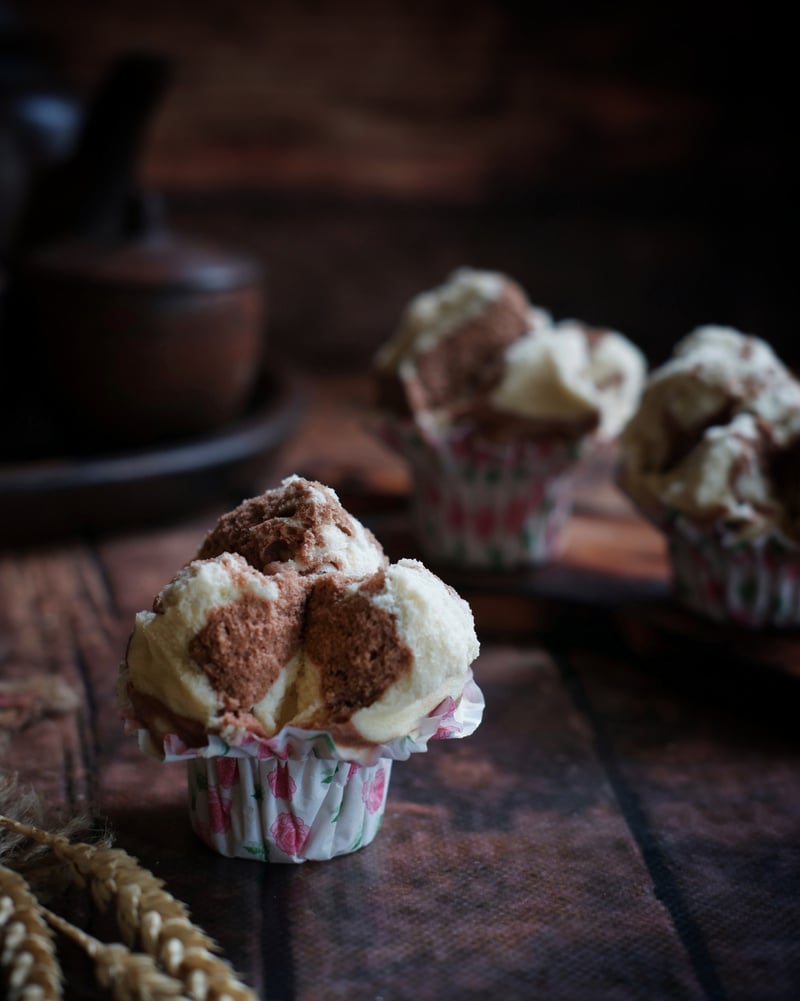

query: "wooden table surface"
xmin=1 ymin=376 xmax=799 ymax=1001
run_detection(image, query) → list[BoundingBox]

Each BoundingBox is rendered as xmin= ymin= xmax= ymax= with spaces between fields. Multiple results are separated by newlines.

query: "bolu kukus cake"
xmin=374 ymin=267 xmax=646 ymax=568
xmin=119 ymin=476 xmax=483 ymax=862
xmin=617 ymin=325 xmax=800 ymax=626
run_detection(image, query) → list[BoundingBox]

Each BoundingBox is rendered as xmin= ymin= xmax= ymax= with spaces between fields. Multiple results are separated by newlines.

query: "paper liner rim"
xmin=126 ymin=674 xmax=485 ymax=766
xmin=372 ymin=413 xmax=587 ymax=461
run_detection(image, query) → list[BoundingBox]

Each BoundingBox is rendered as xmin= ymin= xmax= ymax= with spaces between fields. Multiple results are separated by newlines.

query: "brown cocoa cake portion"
xmin=303 ymin=571 xmax=413 ymax=725
xmin=188 ymin=569 xmax=307 ymax=714
xmin=198 ymin=477 xmax=382 ymax=574
xmin=376 ymin=276 xmax=530 ymax=420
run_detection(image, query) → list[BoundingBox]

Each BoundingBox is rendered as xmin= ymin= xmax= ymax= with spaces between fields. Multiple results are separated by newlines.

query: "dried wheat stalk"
xmin=0 ymin=863 xmax=62 ymax=1001
xmin=41 ymin=905 xmax=189 ymax=1001
xmin=0 ymin=816 xmax=257 ymax=1001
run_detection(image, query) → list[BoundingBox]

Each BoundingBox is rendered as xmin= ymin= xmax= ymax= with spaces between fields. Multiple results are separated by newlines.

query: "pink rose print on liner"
xmin=346 ymin=762 xmax=360 ymax=783
xmin=271 ymin=812 xmax=311 ymax=857
xmin=503 ymin=495 xmax=532 ymax=534
xmin=268 ymin=761 xmax=296 ymax=801
xmin=423 ymin=479 xmax=442 ymax=508
xmin=473 ymin=506 xmax=496 ymax=541
xmin=445 ymin=499 xmax=466 ymax=532
xmin=429 ymin=696 xmax=458 ymax=740
xmin=214 ymin=757 xmax=239 ymax=789
xmin=362 ymin=766 xmax=387 ymax=814
xmin=432 ymin=720 xmax=460 ymax=739
xmin=432 ymin=699 xmax=460 ymax=740
xmin=537 ymin=439 xmax=560 ymax=461
xmin=703 ymin=576 xmax=725 ymax=606
xmin=239 ymin=731 xmax=291 ymax=760
xmin=450 ymin=436 xmax=470 ymax=461
xmin=207 ymin=784 xmax=233 ymax=834
xmin=527 ymin=479 xmax=545 ymax=508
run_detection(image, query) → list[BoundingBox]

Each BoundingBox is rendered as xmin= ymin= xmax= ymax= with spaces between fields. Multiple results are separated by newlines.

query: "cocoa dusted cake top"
xmin=374 ymin=268 xmax=532 ymax=420
xmin=618 ymin=326 xmax=800 ymax=541
xmin=121 ymin=477 xmax=480 ymax=753
xmin=374 ymin=267 xmax=646 ymax=443
xmin=198 ymin=475 xmax=387 ymax=577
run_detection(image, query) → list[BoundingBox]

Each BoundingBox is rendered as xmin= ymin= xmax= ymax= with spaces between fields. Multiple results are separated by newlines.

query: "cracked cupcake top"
xmin=198 ymin=475 xmax=387 ymax=578
xmin=122 ymin=477 xmax=479 ymax=752
xmin=374 ymin=267 xmax=646 ymax=442
xmin=618 ymin=326 xmax=800 ymax=541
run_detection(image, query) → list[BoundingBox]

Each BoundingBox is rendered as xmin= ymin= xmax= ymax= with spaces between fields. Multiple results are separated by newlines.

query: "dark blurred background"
xmin=1 ymin=0 xmax=790 ymax=372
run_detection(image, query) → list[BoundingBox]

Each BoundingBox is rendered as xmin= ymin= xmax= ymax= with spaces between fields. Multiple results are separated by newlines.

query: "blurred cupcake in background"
xmin=618 ymin=325 xmax=800 ymax=627
xmin=373 ymin=268 xmax=646 ymax=569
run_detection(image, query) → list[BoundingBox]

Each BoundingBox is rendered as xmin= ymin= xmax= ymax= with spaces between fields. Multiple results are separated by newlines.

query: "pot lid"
xmin=28 ymin=230 xmax=263 ymax=293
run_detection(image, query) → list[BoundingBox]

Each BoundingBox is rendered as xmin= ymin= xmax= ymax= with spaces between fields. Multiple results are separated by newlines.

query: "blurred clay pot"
xmin=26 ymin=215 xmax=265 ymax=449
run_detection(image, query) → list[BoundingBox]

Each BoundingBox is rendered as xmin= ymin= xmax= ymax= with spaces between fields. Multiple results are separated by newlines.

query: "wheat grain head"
xmin=0 ymin=863 xmax=62 ymax=1001
xmin=41 ymin=905 xmax=190 ymax=1001
xmin=0 ymin=817 xmax=258 ymax=1001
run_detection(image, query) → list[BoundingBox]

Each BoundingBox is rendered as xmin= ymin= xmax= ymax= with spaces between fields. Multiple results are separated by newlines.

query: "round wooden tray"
xmin=0 ymin=367 xmax=307 ymax=546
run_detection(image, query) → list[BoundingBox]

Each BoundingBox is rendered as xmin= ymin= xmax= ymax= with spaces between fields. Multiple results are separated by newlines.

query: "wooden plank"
xmin=565 ymin=646 xmax=800 ymax=1001
xmin=273 ymin=646 xmax=702 ymax=999
xmin=92 ymin=644 xmax=709 ymax=999
xmin=0 ymin=546 xmax=98 ymax=812
xmin=1 ymin=529 xmax=708 ymax=1000
xmin=3 ymin=427 xmax=798 ymax=998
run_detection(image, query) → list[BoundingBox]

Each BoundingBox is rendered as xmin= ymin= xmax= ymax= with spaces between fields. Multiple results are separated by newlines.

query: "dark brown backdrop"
xmin=3 ymin=0 xmax=790 ymax=370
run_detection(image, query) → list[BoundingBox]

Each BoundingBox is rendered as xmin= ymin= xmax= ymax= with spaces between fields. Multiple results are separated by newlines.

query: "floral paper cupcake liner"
xmin=667 ymin=518 xmax=800 ymax=627
xmin=128 ymin=676 xmax=484 ymax=863
xmin=379 ymin=420 xmax=581 ymax=569
xmin=186 ymin=754 xmax=392 ymax=863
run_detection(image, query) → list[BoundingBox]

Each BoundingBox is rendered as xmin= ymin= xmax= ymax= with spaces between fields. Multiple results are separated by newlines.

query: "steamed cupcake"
xmin=618 ymin=326 xmax=800 ymax=626
xmin=374 ymin=268 xmax=646 ymax=568
xmin=119 ymin=476 xmax=483 ymax=862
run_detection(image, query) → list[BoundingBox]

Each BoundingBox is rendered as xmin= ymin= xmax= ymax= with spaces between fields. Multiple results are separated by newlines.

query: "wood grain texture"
xmin=21 ymin=1 xmax=749 ymax=200
xmin=1 ymin=375 xmax=799 ymax=999
xmin=4 ymin=2 xmax=790 ymax=409
xmin=565 ymin=646 xmax=800 ymax=1001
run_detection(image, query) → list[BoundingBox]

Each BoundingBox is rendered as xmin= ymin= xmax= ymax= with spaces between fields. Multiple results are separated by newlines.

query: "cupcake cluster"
xmin=121 ymin=476 xmax=482 ymax=862
xmin=618 ymin=325 xmax=800 ymax=626
xmin=120 ymin=288 xmax=799 ymax=868
xmin=373 ymin=267 xmax=647 ymax=568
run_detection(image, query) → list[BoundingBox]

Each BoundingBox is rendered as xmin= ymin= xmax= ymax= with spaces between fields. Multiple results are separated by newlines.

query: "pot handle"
xmin=11 ymin=52 xmax=171 ymax=257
